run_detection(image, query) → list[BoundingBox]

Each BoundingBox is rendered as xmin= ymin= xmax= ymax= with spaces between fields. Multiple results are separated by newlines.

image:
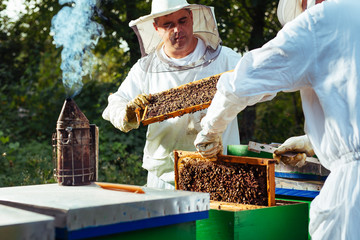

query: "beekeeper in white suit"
xmin=102 ymin=0 xmax=240 ymax=189
xmin=194 ymin=0 xmax=360 ymax=239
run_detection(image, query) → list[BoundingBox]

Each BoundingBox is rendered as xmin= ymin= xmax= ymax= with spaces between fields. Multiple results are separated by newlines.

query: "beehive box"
xmin=137 ymin=71 xmax=231 ymax=126
xmin=227 ymin=144 xmax=329 ymax=180
xmin=227 ymin=144 xmax=325 ymax=199
xmin=196 ymin=200 xmax=309 ymax=240
xmin=174 ymin=150 xmax=310 ymax=240
xmin=174 ymin=150 xmax=276 ymax=207
xmin=225 ymin=144 xmax=314 ymax=239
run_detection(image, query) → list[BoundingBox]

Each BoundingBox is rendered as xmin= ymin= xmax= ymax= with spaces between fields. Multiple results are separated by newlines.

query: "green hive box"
xmin=90 ymin=222 xmax=196 ymax=240
xmin=195 ymin=145 xmax=310 ymax=240
xmin=196 ymin=201 xmax=308 ymax=240
xmin=227 ymin=144 xmax=273 ymax=159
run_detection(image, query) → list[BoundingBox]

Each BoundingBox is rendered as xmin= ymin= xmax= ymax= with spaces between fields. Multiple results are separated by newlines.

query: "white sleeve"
xmin=102 ymin=62 xmax=145 ymax=130
xmin=201 ymin=15 xmax=316 ymax=135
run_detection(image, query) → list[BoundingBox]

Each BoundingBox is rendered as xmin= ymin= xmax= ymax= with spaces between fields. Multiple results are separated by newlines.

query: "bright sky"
xmin=2 ymin=0 xmax=26 ymax=21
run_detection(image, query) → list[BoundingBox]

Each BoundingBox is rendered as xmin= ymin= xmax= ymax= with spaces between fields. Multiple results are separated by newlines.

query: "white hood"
xmin=277 ymin=0 xmax=316 ymax=26
xmin=129 ymin=1 xmax=221 ymax=56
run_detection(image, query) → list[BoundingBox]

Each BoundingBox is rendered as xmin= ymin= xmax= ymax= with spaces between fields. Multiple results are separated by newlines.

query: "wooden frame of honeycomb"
xmin=174 ymin=150 xmax=276 ymax=207
xmin=135 ymin=71 xmax=232 ymax=126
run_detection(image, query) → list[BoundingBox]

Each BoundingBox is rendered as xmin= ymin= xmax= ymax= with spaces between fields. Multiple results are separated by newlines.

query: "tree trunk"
xmin=238 ymin=2 xmax=266 ymax=143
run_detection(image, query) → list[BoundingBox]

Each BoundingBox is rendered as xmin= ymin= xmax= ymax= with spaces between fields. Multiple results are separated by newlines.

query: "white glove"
xmin=273 ymin=135 xmax=315 ymax=167
xmin=130 ymin=93 xmax=149 ymax=109
xmin=121 ymin=94 xmax=149 ymax=133
xmin=194 ymin=130 xmax=223 ymax=159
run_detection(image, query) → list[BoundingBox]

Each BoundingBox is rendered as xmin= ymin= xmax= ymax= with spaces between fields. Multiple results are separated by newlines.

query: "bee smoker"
xmin=52 ymin=98 xmax=98 ymax=186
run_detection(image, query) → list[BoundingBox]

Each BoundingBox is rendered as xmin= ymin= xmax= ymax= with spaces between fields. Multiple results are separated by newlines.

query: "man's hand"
xmin=121 ymin=94 xmax=149 ymax=133
xmin=273 ymin=135 xmax=315 ymax=167
xmin=194 ymin=130 xmax=223 ymax=158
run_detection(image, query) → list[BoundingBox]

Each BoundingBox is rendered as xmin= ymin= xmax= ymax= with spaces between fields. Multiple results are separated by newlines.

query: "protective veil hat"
xmin=277 ymin=0 xmax=316 ymax=26
xmin=129 ymin=0 xmax=221 ymax=56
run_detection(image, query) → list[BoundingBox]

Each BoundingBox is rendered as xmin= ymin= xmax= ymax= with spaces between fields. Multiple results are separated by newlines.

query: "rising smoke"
xmin=50 ymin=0 xmax=104 ymax=98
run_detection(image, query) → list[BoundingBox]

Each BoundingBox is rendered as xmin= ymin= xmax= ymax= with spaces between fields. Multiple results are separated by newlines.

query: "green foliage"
xmin=76 ymin=79 xmax=148 ymax=185
xmin=0 ymin=130 xmax=55 ymax=187
xmin=253 ymin=92 xmax=305 ymax=143
xmin=98 ymin=125 xmax=147 ymax=185
xmin=191 ymin=0 xmax=282 ymax=52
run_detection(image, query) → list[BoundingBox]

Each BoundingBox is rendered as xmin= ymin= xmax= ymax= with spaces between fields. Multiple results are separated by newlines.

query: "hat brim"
xmin=129 ymin=4 xmax=199 ymax=27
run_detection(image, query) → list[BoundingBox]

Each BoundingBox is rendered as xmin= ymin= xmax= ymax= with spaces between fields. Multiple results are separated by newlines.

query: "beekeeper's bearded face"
xmin=153 ymin=9 xmax=197 ymax=58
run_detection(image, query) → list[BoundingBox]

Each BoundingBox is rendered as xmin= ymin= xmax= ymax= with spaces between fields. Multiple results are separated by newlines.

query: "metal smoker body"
xmin=53 ymin=98 xmax=98 ymax=186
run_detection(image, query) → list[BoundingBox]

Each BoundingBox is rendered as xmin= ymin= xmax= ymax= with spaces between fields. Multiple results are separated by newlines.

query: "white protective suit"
xmin=102 ymin=38 xmax=241 ymax=189
xmin=199 ymin=0 xmax=360 ymax=239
